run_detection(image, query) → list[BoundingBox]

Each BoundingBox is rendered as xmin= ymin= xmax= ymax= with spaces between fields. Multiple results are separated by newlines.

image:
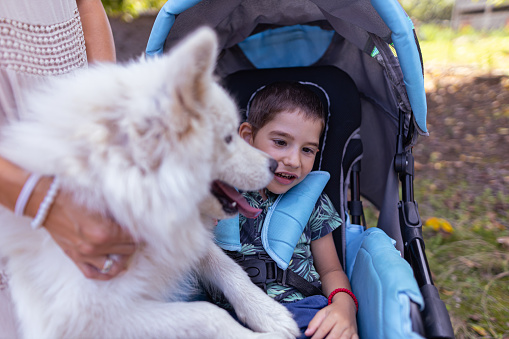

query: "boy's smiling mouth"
xmin=275 ymin=172 xmax=297 ymax=184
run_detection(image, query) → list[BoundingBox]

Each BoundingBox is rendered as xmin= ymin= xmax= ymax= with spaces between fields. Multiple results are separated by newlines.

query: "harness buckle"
xmin=229 ymin=252 xmax=280 ymax=291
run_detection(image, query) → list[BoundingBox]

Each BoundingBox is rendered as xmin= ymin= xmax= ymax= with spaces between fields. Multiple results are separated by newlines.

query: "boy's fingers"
xmin=338 ymin=328 xmax=358 ymax=339
xmin=310 ymin=319 xmax=335 ymax=339
xmin=305 ymin=308 xmax=327 ymax=336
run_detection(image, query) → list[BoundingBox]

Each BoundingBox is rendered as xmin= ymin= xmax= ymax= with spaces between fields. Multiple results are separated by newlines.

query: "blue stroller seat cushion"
xmin=346 ymin=227 xmax=424 ymax=339
xmin=215 ymin=171 xmax=330 ymax=269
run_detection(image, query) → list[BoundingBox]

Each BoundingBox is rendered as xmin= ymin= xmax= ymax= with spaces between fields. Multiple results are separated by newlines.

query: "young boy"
xmin=224 ymin=82 xmax=358 ymax=339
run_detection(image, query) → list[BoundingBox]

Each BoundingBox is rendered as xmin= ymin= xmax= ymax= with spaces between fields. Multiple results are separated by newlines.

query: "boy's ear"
xmin=238 ymin=122 xmax=254 ymax=144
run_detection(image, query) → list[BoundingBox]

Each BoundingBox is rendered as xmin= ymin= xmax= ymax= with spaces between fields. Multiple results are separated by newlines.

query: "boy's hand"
xmin=304 ymin=293 xmax=358 ymax=339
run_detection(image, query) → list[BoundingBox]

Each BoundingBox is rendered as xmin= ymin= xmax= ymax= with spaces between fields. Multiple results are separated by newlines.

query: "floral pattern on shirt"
xmin=238 ymin=189 xmax=342 ymax=302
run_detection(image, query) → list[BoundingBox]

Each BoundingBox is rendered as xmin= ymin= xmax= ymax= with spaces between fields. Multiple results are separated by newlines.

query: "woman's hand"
xmin=305 ymin=293 xmax=358 ymax=339
xmin=26 ymin=176 xmax=136 ymax=280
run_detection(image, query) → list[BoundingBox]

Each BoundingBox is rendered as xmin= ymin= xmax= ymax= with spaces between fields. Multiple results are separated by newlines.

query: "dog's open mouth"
xmin=211 ymin=180 xmax=262 ymax=219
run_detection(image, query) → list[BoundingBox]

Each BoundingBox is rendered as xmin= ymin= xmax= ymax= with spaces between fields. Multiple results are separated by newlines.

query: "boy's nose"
xmin=283 ymin=150 xmax=300 ymax=168
xmin=268 ymin=158 xmax=278 ymax=173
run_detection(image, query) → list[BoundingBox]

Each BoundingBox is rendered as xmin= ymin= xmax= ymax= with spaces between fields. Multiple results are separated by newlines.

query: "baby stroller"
xmin=145 ymin=1 xmax=455 ymax=338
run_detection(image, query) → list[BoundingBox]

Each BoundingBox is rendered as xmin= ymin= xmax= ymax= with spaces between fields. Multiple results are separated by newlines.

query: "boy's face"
xmin=240 ymin=110 xmax=322 ymax=195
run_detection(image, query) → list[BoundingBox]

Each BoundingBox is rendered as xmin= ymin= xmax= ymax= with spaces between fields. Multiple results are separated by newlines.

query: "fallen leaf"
xmin=459 ymin=257 xmax=480 ymax=268
xmin=440 ymin=289 xmax=455 ymax=296
xmin=470 ymin=324 xmax=488 ymax=336
xmin=497 ymin=237 xmax=509 ymax=248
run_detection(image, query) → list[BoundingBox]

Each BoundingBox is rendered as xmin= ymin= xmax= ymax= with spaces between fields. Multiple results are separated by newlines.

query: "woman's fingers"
xmin=66 ymin=250 xmax=129 ymax=280
xmin=41 ymin=191 xmax=136 ymax=280
xmin=77 ymin=214 xmax=135 ymax=249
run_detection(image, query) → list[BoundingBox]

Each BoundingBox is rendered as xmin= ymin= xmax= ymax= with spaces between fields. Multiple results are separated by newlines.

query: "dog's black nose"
xmin=269 ymin=158 xmax=278 ymax=173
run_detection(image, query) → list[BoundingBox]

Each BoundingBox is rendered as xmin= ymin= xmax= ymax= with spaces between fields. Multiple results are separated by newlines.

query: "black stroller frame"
xmin=395 ymin=110 xmax=453 ymax=337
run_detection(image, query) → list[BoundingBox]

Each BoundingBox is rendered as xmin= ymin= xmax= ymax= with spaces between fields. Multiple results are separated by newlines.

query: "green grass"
xmin=412 ymin=28 xmax=509 ymax=337
xmin=414 ymin=28 xmax=509 ymax=337
xmin=418 ymin=24 xmax=509 ymax=75
xmin=361 ymin=178 xmax=509 ymax=337
xmin=415 ymin=180 xmax=509 ymax=338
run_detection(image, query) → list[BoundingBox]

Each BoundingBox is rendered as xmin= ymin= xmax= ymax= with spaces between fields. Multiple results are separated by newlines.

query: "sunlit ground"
xmin=418 ymin=24 xmax=509 ymax=77
xmin=411 ymin=24 xmax=509 ymax=338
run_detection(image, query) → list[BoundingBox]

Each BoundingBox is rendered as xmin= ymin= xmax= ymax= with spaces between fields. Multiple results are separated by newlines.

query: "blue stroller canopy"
xmin=146 ymin=0 xmax=428 ymax=135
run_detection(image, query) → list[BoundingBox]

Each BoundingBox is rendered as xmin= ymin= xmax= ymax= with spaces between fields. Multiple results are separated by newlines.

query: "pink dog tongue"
xmin=216 ymin=181 xmax=262 ymax=219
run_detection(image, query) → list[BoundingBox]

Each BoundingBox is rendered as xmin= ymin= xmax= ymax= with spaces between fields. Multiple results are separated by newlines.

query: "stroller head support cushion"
xmin=215 ymin=171 xmax=330 ymax=270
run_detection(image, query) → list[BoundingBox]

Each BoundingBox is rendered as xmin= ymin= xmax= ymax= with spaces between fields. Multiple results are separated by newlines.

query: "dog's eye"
xmin=224 ymin=135 xmax=232 ymax=144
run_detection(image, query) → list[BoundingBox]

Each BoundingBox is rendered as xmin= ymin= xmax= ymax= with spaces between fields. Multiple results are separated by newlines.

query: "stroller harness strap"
xmin=215 ymin=171 xmax=330 ymax=270
xmin=226 ymin=251 xmax=323 ymax=301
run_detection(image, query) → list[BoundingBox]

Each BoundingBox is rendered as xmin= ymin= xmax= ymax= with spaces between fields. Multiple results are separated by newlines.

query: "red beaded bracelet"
xmin=328 ymin=288 xmax=359 ymax=312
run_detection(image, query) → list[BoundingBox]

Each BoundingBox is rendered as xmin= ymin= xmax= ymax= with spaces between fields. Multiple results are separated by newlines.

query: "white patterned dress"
xmin=0 ymin=1 xmax=88 ymax=337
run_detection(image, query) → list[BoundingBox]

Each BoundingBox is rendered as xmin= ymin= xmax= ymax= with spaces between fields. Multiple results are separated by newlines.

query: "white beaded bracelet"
xmin=30 ymin=177 xmax=60 ymax=230
xmin=14 ymin=173 xmax=42 ymax=217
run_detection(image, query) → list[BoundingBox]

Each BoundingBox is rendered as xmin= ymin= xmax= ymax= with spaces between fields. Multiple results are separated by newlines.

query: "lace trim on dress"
xmin=0 ymin=8 xmax=87 ymax=76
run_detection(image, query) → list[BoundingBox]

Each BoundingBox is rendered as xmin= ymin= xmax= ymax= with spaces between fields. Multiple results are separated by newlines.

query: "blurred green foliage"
xmin=103 ymin=0 xmax=509 ymax=24
xmin=400 ymin=0 xmax=456 ymax=23
xmin=101 ymin=0 xmax=165 ymax=18
xmin=102 ymin=0 xmax=456 ymax=22
xmin=418 ymin=23 xmax=509 ymax=74
xmin=387 ymin=0 xmax=509 ymax=24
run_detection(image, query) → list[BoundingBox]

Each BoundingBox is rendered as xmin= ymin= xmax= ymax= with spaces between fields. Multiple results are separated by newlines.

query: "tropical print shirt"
xmin=238 ymin=189 xmax=342 ymax=302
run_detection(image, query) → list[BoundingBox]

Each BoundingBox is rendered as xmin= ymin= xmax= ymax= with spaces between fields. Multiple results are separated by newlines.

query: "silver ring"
xmin=99 ymin=256 xmax=114 ymax=274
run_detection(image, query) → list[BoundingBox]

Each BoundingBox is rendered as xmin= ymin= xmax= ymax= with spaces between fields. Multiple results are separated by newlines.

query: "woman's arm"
xmin=305 ymin=233 xmax=358 ymax=339
xmin=77 ymin=0 xmax=116 ymax=63
xmin=0 ymin=156 xmax=31 ymax=211
xmin=0 ymin=1 xmax=131 ymax=280
xmin=0 ymin=156 xmax=135 ymax=279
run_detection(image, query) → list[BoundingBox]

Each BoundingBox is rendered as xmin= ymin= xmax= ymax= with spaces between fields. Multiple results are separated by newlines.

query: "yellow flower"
xmin=424 ymin=217 xmax=441 ymax=231
xmin=424 ymin=217 xmax=454 ymax=233
xmin=440 ymin=220 xmax=454 ymax=233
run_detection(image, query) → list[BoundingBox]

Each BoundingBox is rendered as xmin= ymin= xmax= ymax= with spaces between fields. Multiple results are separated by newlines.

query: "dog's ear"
xmin=168 ymin=27 xmax=218 ymax=115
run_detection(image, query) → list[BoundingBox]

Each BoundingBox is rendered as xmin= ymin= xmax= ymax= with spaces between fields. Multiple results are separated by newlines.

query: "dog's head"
xmin=197 ymin=79 xmax=277 ymax=221
xmin=0 ymin=28 xmax=275 ymax=234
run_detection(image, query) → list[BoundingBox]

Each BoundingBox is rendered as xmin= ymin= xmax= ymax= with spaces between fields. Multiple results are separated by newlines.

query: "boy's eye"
xmin=273 ymin=139 xmax=286 ymax=146
xmin=303 ymin=147 xmax=317 ymax=155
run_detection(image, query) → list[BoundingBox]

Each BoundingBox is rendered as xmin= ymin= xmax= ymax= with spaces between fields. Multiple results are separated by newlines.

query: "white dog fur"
xmin=0 ymin=28 xmax=299 ymax=338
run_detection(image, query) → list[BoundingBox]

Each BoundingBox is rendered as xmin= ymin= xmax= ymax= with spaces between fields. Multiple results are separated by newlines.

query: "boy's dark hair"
xmin=246 ymin=82 xmax=326 ymax=135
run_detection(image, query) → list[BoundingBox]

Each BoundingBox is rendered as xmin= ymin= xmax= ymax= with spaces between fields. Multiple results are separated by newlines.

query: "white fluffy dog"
xmin=0 ymin=28 xmax=299 ymax=338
